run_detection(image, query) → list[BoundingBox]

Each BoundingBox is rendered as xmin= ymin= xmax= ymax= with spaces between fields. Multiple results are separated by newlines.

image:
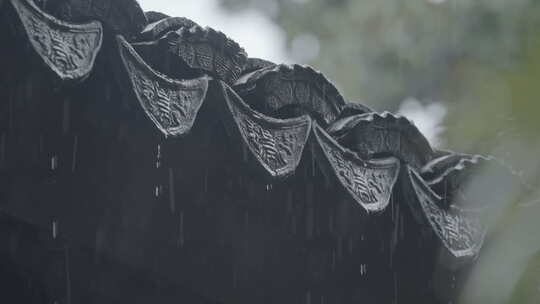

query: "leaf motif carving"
xmin=313 ymin=124 xmax=400 ymax=212
xmin=234 ymin=64 xmax=346 ymax=125
xmin=159 ymin=25 xmax=248 ymax=84
xmin=52 ymin=0 xmax=146 ymax=34
xmin=220 ymin=82 xmax=311 ymax=179
xmin=117 ymin=36 xmax=208 ymax=137
xmin=407 ymin=168 xmax=485 ymax=259
xmin=240 ymin=117 xmax=288 ymax=169
xmin=11 ymin=0 xmax=103 ymax=80
xmin=328 ymin=112 xmax=434 ymax=170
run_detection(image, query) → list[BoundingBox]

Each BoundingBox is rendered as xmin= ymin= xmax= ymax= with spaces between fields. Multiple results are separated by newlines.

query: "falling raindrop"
xmin=311 ymin=144 xmax=316 ymax=177
xmin=286 ymin=191 xmax=293 ymax=214
xmin=0 ymin=132 xmax=5 ymax=167
xmin=203 ymin=168 xmax=208 ymax=193
xmin=155 ymin=144 xmax=161 ymax=168
xmin=39 ymin=135 xmax=44 ymax=153
xmin=394 ymin=272 xmax=398 ymax=304
xmin=306 ymin=289 xmax=311 ymax=304
xmin=104 ymin=83 xmax=111 ymax=102
xmin=291 ymin=214 xmax=296 ymax=235
xmin=155 ymin=184 xmax=161 ymax=197
xmin=400 ymin=214 xmax=405 ymax=240
xmin=178 ymin=211 xmax=184 ymax=247
xmin=242 ymin=144 xmax=248 ymax=162
xmin=64 ymin=246 xmax=71 ymax=304
xmin=52 ymin=220 xmax=58 ymax=239
xmin=168 ymin=168 xmax=175 ymax=213
xmin=51 ymin=155 xmax=58 ymax=171
xmin=331 ymin=249 xmax=336 ymax=272
xmin=391 ymin=205 xmax=400 ymax=261
xmin=306 ymin=207 xmax=314 ymax=239
xmin=62 ymin=97 xmax=70 ymax=135
xmin=360 ymin=263 xmax=367 ymax=276
xmin=8 ymin=87 xmax=13 ymax=130
xmin=391 ymin=196 xmax=395 ymax=221
xmin=22 ymin=78 xmax=30 ymax=106
xmin=71 ymin=135 xmax=78 ymax=172
xmin=337 ymin=237 xmax=342 ymax=261
xmin=306 ymin=183 xmax=313 ymax=204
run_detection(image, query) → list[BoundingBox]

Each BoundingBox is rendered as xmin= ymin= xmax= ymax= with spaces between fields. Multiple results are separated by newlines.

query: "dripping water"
xmin=178 ymin=211 xmax=184 ymax=247
xmin=52 ymin=220 xmax=58 ymax=239
xmin=360 ymin=263 xmax=367 ymax=276
xmin=0 ymin=132 xmax=5 ymax=168
xmin=51 ymin=155 xmax=58 ymax=171
xmin=232 ymin=266 xmax=238 ymax=289
xmin=8 ymin=84 xmax=13 ymax=130
xmin=331 ymin=249 xmax=336 ymax=272
xmin=328 ymin=213 xmax=333 ymax=233
xmin=71 ymin=135 xmax=78 ymax=172
xmin=39 ymin=135 xmax=43 ymax=154
xmin=306 ymin=207 xmax=314 ymax=239
xmin=64 ymin=246 xmax=71 ymax=304
xmin=155 ymin=144 xmax=161 ymax=168
xmin=203 ymin=167 xmax=208 ymax=193
xmin=168 ymin=168 xmax=175 ymax=213
xmin=62 ymin=97 xmax=70 ymax=135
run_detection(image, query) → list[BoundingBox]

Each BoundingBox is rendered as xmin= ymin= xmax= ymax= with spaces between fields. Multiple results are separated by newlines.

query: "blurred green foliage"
xmin=218 ymin=0 xmax=540 ymax=170
xmin=219 ymin=0 xmax=540 ymax=302
xmin=222 ymin=0 xmax=540 ymax=108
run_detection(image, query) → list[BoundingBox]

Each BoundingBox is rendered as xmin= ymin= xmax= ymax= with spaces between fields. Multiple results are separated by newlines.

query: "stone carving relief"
xmin=241 ymin=57 xmax=276 ymax=74
xmin=420 ymin=152 xmax=523 ymax=212
xmin=421 ymin=153 xmax=492 ymax=187
xmin=10 ymin=0 xmax=103 ymax=81
xmin=160 ymin=25 xmax=248 ymax=84
xmin=234 ymin=64 xmax=346 ymax=126
xmin=327 ymin=112 xmax=434 ymax=170
xmin=51 ymin=0 xmax=147 ymax=34
xmin=220 ymin=81 xmax=311 ymax=179
xmin=117 ymin=35 xmax=209 ymax=137
xmin=138 ymin=16 xmax=197 ymax=41
xmin=144 ymin=11 xmax=169 ymax=24
xmin=0 ymin=1 xmax=519 ymax=302
xmin=336 ymin=102 xmax=374 ymax=119
xmin=407 ymin=168 xmax=485 ymax=259
xmin=313 ymin=124 xmax=400 ymax=212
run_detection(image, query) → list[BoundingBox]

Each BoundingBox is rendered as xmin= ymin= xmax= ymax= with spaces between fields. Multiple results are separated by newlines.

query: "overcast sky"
xmin=137 ymin=0 xmax=289 ymax=63
xmin=136 ymin=0 xmax=446 ymax=146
